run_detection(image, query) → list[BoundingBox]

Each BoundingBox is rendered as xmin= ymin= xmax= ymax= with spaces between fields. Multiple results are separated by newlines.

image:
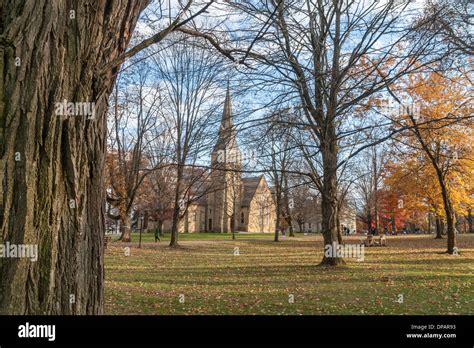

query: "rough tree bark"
xmin=0 ymin=0 xmax=149 ymax=314
xmin=320 ymin=132 xmax=345 ymax=266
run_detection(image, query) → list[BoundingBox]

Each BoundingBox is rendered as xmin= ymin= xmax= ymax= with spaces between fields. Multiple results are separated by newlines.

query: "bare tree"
xmin=291 ymin=183 xmax=319 ymax=233
xmin=253 ymin=109 xmax=298 ymax=241
xmin=106 ymin=61 xmax=162 ymax=242
xmin=221 ymin=0 xmax=447 ymax=265
xmin=152 ymin=36 xmax=226 ymax=247
xmin=353 ymin=144 xmax=388 ymax=234
xmin=417 ymin=0 xmax=473 ymax=56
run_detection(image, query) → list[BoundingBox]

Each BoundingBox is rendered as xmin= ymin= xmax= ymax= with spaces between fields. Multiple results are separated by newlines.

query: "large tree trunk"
xmin=435 ymin=216 xmax=443 ymax=239
xmin=274 ymin=193 xmax=281 ymax=242
xmin=373 ymin=149 xmax=379 ymax=234
xmin=120 ymin=214 xmax=132 ymax=243
xmin=283 ymin=176 xmax=294 ymax=237
xmin=170 ymin=164 xmax=183 ymax=248
xmin=366 ymin=211 xmax=372 ymax=234
xmin=158 ymin=220 xmax=164 ymax=236
xmin=287 ymin=217 xmax=295 ymax=237
xmin=0 ymin=0 xmax=148 ymax=314
xmin=320 ymin=136 xmax=344 ymax=266
xmin=231 ymin=214 xmax=236 ymax=240
xmin=336 ymin=213 xmax=343 ymax=244
xmin=427 ymin=213 xmax=431 ymax=234
xmin=391 ymin=210 xmax=397 ymax=234
xmin=468 ymin=209 xmax=473 ymax=234
xmin=445 ymin=210 xmax=456 ymax=253
xmin=373 ymin=201 xmax=379 ymax=234
xmin=435 ymin=171 xmax=457 ymax=253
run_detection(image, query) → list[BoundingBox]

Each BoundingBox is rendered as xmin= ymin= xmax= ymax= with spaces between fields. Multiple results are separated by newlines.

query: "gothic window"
xmin=241 ymin=212 xmax=245 ymax=224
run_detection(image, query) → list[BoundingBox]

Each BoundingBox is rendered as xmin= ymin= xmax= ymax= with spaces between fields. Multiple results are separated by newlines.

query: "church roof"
xmin=241 ymin=176 xmax=263 ymax=207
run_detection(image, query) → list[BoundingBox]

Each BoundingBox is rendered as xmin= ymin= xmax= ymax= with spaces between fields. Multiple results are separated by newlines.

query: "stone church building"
xmin=162 ymin=88 xmax=277 ymax=233
xmin=152 ymin=88 xmax=356 ymax=235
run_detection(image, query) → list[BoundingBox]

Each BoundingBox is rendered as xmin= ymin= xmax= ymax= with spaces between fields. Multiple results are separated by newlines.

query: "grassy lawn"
xmin=105 ymin=233 xmax=474 ymax=315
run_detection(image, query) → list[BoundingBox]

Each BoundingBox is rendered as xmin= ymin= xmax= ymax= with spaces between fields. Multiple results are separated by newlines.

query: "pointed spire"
xmin=212 ymin=81 xmax=238 ymax=154
xmin=211 ymin=81 xmax=241 ymax=166
xmin=221 ymin=81 xmax=233 ymax=131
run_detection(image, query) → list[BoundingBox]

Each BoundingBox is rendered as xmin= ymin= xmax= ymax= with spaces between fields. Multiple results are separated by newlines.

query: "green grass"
xmin=105 ymin=234 xmax=474 ymax=315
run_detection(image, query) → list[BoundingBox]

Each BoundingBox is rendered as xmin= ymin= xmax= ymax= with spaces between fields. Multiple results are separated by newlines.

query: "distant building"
xmin=292 ymin=204 xmax=357 ymax=234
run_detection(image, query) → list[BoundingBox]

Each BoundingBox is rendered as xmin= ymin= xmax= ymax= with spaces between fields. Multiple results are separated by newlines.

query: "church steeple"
xmin=212 ymin=84 xmax=240 ymax=163
xmin=208 ymin=83 xmax=243 ymax=234
xmin=220 ymin=83 xmax=233 ymax=132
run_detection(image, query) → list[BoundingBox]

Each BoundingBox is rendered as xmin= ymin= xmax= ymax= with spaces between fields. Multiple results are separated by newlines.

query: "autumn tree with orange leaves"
xmin=388 ymin=70 xmax=473 ymax=254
